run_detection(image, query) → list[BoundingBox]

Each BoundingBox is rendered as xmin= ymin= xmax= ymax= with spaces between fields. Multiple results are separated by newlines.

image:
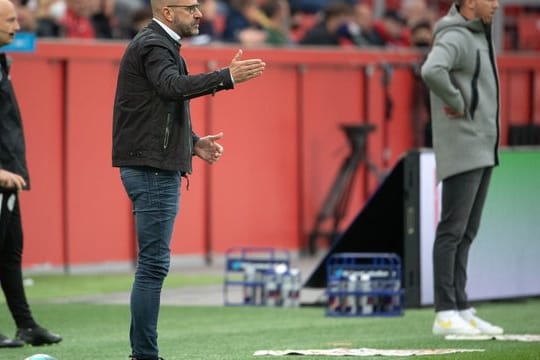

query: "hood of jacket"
xmin=433 ymin=4 xmax=485 ymax=37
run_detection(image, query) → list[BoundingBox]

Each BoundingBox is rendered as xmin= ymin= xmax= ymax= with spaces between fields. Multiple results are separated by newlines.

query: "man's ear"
xmin=162 ymin=7 xmax=174 ymax=22
xmin=463 ymin=0 xmax=475 ymax=11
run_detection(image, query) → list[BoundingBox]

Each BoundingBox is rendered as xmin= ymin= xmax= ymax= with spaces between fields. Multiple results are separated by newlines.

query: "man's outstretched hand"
xmin=229 ymin=49 xmax=266 ymax=84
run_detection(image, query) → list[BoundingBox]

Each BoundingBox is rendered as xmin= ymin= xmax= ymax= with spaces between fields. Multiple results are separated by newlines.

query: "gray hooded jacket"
xmin=421 ymin=4 xmax=500 ymax=181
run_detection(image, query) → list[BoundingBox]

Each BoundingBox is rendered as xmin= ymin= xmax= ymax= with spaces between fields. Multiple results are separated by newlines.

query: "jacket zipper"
xmin=163 ymin=113 xmax=171 ymax=150
xmin=470 ymin=50 xmax=481 ymax=119
xmin=486 ymin=30 xmax=500 ymax=165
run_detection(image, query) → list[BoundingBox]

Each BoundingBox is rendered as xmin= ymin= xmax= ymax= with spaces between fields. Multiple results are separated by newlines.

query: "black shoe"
xmin=0 ymin=333 xmax=25 ymax=348
xmin=129 ymin=356 xmax=165 ymax=360
xmin=15 ymin=326 xmax=62 ymax=346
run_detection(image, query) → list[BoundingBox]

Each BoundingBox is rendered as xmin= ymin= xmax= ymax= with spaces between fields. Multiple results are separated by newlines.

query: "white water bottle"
xmin=359 ymin=273 xmax=373 ymax=315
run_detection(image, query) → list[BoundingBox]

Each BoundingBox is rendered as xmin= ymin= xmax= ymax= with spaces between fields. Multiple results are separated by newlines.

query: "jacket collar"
xmin=148 ymin=20 xmax=181 ymax=49
xmin=0 ymin=53 xmax=10 ymax=76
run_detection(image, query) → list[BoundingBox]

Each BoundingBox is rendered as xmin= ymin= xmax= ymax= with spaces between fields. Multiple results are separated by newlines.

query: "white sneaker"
xmin=459 ymin=308 xmax=504 ymax=335
xmin=432 ymin=310 xmax=482 ymax=335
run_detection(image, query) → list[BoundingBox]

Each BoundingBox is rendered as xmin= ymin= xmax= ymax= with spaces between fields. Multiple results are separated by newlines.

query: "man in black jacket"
xmin=112 ymin=1 xmax=265 ymax=359
xmin=0 ymin=0 xmax=62 ymax=349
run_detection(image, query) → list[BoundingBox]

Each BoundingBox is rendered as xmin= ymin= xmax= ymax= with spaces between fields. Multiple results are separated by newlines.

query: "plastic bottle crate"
xmin=223 ymin=247 xmax=301 ymax=307
xmin=261 ymin=267 xmax=302 ymax=307
xmin=325 ymin=253 xmax=404 ymax=317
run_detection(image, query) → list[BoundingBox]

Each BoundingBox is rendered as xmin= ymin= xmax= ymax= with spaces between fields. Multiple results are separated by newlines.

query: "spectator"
xmin=89 ymin=0 xmax=114 ymax=38
xmin=343 ymin=2 xmax=381 ymax=47
xmin=35 ymin=0 xmax=63 ymax=37
xmin=410 ymin=18 xmax=433 ymax=48
xmin=124 ymin=6 xmax=152 ymax=38
xmin=221 ymin=0 xmax=267 ymax=45
xmin=299 ymin=1 xmax=353 ymax=46
xmin=401 ymin=0 xmax=435 ymax=27
xmin=371 ymin=9 xmax=410 ymax=47
xmin=12 ymin=0 xmax=37 ymax=32
xmin=62 ymin=0 xmax=113 ymax=39
xmin=61 ymin=0 xmax=95 ymax=38
xmin=260 ymin=0 xmax=291 ymax=46
xmin=113 ymin=0 xmax=147 ymax=38
xmin=190 ymin=0 xmax=220 ymax=44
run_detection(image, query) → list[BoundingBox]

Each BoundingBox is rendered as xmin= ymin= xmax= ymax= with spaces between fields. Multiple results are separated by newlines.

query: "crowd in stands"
xmin=8 ymin=0 xmax=442 ymax=48
xmin=9 ymin=0 xmax=540 ymax=50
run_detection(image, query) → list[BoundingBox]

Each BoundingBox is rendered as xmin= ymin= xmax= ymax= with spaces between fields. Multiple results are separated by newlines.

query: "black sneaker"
xmin=129 ymin=356 xmax=165 ymax=360
xmin=15 ymin=326 xmax=62 ymax=346
xmin=0 ymin=333 xmax=25 ymax=348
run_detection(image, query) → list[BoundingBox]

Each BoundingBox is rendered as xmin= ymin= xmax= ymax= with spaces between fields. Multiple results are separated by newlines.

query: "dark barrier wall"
xmin=8 ymin=41 xmax=540 ymax=270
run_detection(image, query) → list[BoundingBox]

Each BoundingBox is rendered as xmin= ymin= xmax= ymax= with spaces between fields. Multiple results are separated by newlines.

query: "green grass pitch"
xmin=0 ymin=274 xmax=539 ymax=359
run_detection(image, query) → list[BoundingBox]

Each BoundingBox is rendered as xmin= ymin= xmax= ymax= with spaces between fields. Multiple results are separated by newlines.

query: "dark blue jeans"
xmin=120 ymin=166 xmax=181 ymax=360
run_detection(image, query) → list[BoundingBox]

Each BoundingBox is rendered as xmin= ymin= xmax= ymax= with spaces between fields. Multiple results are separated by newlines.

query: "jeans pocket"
xmin=120 ymin=167 xmax=149 ymax=203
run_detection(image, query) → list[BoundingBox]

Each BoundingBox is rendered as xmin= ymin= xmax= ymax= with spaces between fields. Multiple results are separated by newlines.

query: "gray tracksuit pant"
xmin=433 ymin=167 xmax=493 ymax=311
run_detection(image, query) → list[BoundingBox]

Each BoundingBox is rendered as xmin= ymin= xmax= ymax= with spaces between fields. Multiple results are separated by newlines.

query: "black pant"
xmin=0 ymin=191 xmax=36 ymax=329
xmin=433 ymin=167 xmax=492 ymax=312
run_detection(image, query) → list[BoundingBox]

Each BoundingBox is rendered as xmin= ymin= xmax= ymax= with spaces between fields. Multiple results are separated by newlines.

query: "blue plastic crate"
xmin=223 ymin=247 xmax=296 ymax=306
xmin=325 ymin=253 xmax=404 ymax=317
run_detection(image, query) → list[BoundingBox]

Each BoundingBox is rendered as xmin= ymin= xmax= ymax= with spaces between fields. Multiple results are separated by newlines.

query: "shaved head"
xmin=151 ymin=0 xmax=167 ymax=15
xmin=0 ymin=0 xmax=19 ymax=47
xmin=150 ymin=0 xmax=203 ymax=37
xmin=0 ymin=0 xmax=15 ymax=11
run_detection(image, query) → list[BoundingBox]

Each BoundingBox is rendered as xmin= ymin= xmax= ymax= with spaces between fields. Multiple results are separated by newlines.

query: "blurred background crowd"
xmin=11 ymin=0 xmax=540 ymax=50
